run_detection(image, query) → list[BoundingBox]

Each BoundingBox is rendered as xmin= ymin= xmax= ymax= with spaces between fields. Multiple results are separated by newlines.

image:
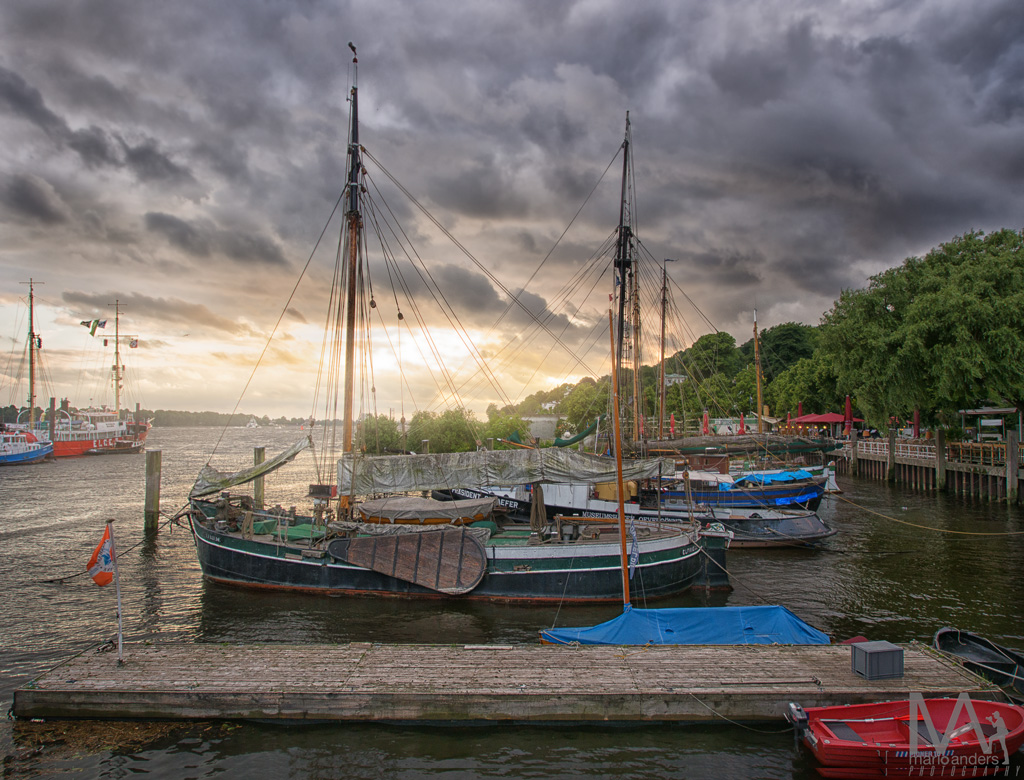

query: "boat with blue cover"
xmin=540 ymin=604 xmax=829 ymax=645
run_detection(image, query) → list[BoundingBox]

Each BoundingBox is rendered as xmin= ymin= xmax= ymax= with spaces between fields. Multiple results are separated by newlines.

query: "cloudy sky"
xmin=2 ymin=0 xmax=1022 ymax=420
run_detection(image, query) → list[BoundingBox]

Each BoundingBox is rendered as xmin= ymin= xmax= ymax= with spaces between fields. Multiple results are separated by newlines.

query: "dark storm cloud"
xmin=0 ymin=65 xmax=66 ymax=136
xmin=2 ymin=173 xmax=70 ymax=224
xmin=2 ymin=0 xmax=1024 ymax=393
xmin=145 ymin=213 xmax=211 ymax=256
xmin=145 ymin=212 xmax=287 ymax=266
xmin=62 ymin=290 xmax=249 ymax=335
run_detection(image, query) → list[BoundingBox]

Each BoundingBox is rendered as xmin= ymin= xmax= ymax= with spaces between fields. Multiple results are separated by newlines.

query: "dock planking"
xmin=13 ymin=642 xmax=1001 ymax=723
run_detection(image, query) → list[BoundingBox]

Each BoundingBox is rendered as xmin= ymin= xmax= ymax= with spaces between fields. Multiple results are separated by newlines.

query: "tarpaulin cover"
xmin=356 ymin=495 xmax=496 ymax=523
xmin=190 ymin=437 xmax=311 ymax=498
xmin=539 ymin=604 xmax=830 ymax=646
xmin=338 ymin=449 xmax=674 ymax=494
xmin=733 ymin=469 xmax=814 ymax=486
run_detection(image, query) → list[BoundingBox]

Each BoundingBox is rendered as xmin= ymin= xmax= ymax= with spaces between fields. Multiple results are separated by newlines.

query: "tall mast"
xmin=22 ymin=279 xmax=41 ymax=424
xmin=109 ymin=300 xmax=123 ymax=416
xmin=340 ymin=42 xmax=361 ymax=506
xmin=658 ymin=259 xmax=673 ymax=440
xmin=612 ymin=113 xmax=631 ymax=453
xmin=754 ymin=309 xmax=763 ymax=434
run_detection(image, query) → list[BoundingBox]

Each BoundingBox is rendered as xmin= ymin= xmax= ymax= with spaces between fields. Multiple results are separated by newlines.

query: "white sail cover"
xmin=190 ymin=437 xmax=312 ymax=498
xmin=338 ymin=448 xmax=674 ymax=494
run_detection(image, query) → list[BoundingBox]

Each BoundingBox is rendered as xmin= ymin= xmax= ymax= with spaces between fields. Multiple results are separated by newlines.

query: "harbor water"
xmin=1 ymin=426 xmax=1023 ymax=778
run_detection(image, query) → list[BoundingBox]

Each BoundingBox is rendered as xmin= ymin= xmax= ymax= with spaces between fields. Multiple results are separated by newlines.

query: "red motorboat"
xmin=787 ymin=697 xmax=1024 ymax=778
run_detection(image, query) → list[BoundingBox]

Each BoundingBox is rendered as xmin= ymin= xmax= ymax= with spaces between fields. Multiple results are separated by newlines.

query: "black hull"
xmin=434 ymin=488 xmax=834 ymax=549
xmin=189 ymin=517 xmax=708 ymax=604
xmin=933 ymin=627 xmax=1024 ymax=701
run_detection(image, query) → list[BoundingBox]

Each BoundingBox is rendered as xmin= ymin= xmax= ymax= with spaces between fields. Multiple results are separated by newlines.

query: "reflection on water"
xmin=1 ymin=427 xmax=1022 ymax=778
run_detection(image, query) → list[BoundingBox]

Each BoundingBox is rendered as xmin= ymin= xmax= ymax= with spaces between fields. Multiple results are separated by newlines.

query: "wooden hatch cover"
xmin=327 ymin=527 xmax=487 ymax=594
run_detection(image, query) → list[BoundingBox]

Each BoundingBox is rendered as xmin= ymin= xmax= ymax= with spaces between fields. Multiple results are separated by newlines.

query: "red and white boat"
xmin=788 ymin=697 xmax=1024 ymax=778
xmin=25 ymin=406 xmax=150 ymax=457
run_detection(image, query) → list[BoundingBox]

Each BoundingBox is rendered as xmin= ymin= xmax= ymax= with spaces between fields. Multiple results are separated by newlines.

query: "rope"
xmin=693 ymin=540 xmax=774 ymax=606
xmin=41 ymin=509 xmax=185 ymax=584
xmin=831 ymin=492 xmax=1024 ymax=536
xmin=683 ymin=692 xmax=795 ymax=733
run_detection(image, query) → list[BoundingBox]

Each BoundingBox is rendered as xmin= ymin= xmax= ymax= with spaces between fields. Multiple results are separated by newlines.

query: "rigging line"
xmin=209 ymin=187 xmax=347 ymax=464
xmin=460 ymin=254 xmax=617 ymax=413
xmin=451 ymin=236 xmax=618 ymax=409
xmin=364 ymin=198 xmax=480 ymax=412
xmin=363 ymin=148 xmax=597 ymax=377
xmin=362 ymin=174 xmax=511 ymax=412
xmin=832 ymin=493 xmax=1024 ymax=535
xmin=483 ymin=146 xmax=624 ymax=339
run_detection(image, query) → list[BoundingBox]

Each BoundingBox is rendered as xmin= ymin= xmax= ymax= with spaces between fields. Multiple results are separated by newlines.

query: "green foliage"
xmin=406 ymin=407 xmax=482 ymax=453
xmin=559 ymin=377 xmax=609 ymax=434
xmin=356 ymin=413 xmax=404 ymax=454
xmin=676 ymin=332 xmax=741 ymax=380
xmin=766 ymin=355 xmax=841 ymax=417
xmin=819 ymin=229 xmax=1024 ymax=425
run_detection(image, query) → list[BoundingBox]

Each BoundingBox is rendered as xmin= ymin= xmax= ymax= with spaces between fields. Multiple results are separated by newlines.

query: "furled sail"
xmin=338 ymin=448 xmax=674 ymax=494
xmin=190 ymin=437 xmax=312 ymax=498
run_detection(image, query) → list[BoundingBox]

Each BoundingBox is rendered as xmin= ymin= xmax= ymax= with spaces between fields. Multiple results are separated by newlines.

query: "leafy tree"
xmin=356 ymin=413 xmax=403 ymax=454
xmin=766 ymin=354 xmax=841 ymax=418
xmin=678 ymin=332 xmax=741 ymax=380
xmin=406 ymin=408 xmax=482 ymax=453
xmin=819 ymin=229 xmax=1024 ymax=425
xmin=560 ymin=377 xmax=609 ymax=434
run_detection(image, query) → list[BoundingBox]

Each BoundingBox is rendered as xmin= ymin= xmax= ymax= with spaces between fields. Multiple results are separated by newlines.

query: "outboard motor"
xmin=785 ymin=702 xmax=809 ymax=747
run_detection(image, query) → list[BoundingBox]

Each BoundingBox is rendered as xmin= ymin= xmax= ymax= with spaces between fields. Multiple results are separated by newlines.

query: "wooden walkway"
xmin=13 ymin=642 xmax=999 ymax=723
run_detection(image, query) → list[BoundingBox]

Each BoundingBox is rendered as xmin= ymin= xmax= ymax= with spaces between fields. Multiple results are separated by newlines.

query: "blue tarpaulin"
xmin=539 ymin=604 xmax=830 ymax=646
xmin=733 ymin=469 xmax=814 ymax=486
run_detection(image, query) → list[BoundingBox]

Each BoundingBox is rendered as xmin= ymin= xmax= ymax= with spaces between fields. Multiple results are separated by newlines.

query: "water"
xmin=2 ymin=427 xmax=1023 ymax=778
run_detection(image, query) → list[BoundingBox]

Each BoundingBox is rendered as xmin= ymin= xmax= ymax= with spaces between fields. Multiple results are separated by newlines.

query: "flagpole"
xmin=107 ymin=519 xmax=124 ymax=665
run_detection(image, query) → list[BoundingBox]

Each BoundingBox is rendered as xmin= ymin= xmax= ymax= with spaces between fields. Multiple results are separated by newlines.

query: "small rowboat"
xmin=933 ymin=627 xmax=1024 ymax=703
xmin=787 ymin=697 xmax=1024 ymax=778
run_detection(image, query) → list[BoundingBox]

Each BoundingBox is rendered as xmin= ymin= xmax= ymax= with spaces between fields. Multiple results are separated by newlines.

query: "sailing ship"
xmin=185 ymin=47 xmax=728 ymax=602
xmin=9 ymin=283 xmax=151 ymax=457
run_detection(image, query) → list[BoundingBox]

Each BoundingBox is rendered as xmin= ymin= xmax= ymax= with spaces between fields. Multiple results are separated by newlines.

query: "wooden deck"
xmin=13 ymin=641 xmax=1000 ymax=723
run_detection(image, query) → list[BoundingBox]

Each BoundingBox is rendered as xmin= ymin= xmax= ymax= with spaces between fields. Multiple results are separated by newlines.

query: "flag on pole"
xmin=80 ymin=319 xmax=108 ymax=336
xmin=87 ymin=525 xmax=115 ymax=586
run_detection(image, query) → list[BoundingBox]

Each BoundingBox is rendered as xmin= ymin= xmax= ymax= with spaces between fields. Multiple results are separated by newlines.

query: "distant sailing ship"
xmin=11 ymin=282 xmax=151 ymax=457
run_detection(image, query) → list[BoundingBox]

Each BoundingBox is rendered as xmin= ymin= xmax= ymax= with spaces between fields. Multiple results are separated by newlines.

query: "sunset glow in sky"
xmin=2 ymin=0 xmax=1022 ymax=419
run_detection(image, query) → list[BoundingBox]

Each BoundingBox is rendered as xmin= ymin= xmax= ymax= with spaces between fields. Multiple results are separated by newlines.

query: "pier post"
xmin=1007 ymin=430 xmax=1019 ymax=504
xmin=144 ymin=450 xmax=162 ymax=532
xmin=887 ymin=428 xmax=897 ymax=483
xmin=935 ymin=429 xmax=947 ymax=492
xmin=254 ymin=447 xmax=266 ymax=510
xmin=850 ymin=437 xmax=859 ymax=477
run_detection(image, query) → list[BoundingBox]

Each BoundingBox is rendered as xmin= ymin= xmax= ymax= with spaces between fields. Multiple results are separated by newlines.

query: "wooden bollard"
xmin=144 ymin=449 xmax=162 ymax=532
xmin=253 ymin=447 xmax=265 ymax=511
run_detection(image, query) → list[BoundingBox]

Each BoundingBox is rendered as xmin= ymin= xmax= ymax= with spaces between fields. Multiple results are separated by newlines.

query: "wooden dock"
xmin=13 ymin=641 xmax=1001 ymax=723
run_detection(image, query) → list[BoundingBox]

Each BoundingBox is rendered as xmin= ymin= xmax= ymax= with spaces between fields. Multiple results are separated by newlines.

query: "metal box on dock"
xmin=851 ymin=640 xmax=904 ymax=680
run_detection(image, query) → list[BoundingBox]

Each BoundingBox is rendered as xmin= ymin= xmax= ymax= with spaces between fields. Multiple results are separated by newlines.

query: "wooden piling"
xmin=850 ymin=437 xmax=859 ymax=476
xmin=1007 ymin=430 xmax=1019 ymax=503
xmin=886 ymin=428 xmax=896 ymax=483
xmin=144 ymin=450 xmax=161 ymax=532
xmin=253 ymin=447 xmax=265 ymax=511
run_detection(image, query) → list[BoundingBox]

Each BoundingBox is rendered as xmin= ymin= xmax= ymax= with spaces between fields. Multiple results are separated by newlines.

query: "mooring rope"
xmin=831 ymin=492 xmax=1024 ymax=536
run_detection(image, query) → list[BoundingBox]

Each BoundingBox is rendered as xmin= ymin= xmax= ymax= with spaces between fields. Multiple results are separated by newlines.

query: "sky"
xmin=1 ymin=0 xmax=1022 ymax=421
